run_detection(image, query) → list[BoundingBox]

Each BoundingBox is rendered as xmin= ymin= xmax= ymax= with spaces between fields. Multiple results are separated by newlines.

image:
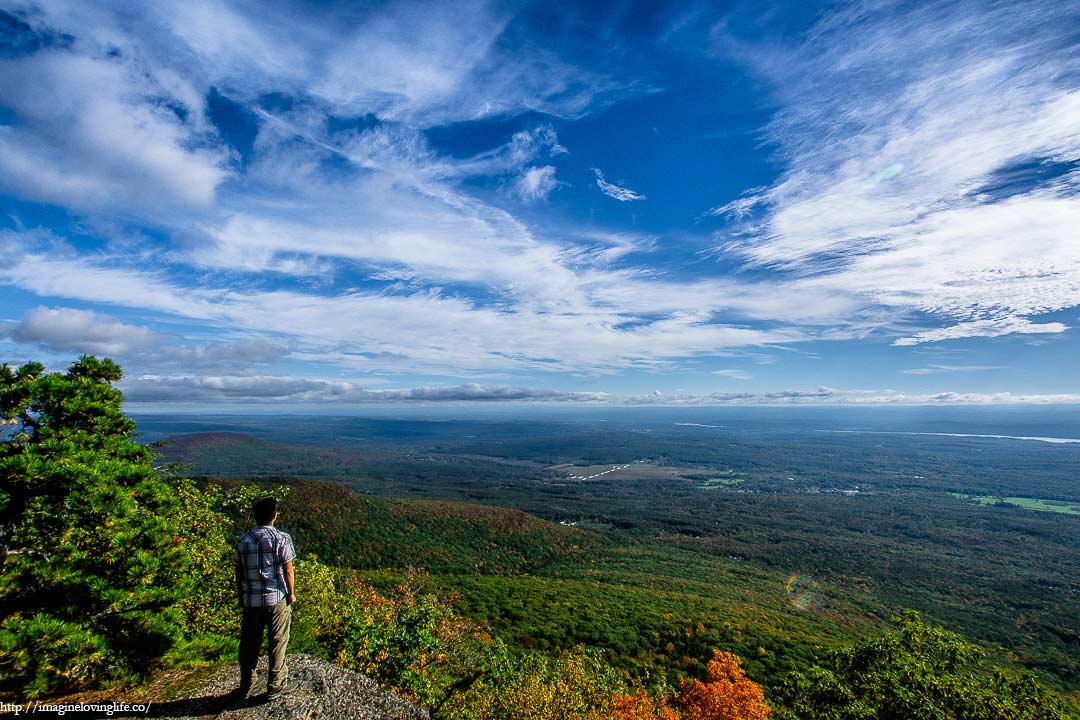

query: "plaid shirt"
xmin=234 ymin=525 xmax=296 ymax=608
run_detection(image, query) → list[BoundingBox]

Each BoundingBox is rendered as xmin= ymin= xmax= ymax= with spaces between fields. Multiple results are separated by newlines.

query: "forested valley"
xmin=2 ymin=358 xmax=1078 ymax=718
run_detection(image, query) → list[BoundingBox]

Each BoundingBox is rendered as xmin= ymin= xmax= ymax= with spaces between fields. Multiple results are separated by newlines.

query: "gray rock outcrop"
xmin=113 ymin=654 xmax=427 ymax=720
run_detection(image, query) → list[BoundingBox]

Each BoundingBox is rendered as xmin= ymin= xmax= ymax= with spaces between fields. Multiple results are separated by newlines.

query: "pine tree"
xmin=0 ymin=357 xmax=192 ymax=696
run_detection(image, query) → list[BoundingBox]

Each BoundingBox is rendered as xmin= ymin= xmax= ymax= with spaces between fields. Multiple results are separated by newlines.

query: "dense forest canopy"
xmin=1 ymin=357 xmax=1077 ymax=719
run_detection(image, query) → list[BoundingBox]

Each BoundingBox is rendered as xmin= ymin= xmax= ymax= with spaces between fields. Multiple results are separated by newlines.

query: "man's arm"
xmin=283 ymin=559 xmax=295 ymax=604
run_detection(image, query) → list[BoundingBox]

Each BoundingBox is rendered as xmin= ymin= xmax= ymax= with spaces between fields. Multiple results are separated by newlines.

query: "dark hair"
xmin=253 ymin=497 xmax=278 ymax=525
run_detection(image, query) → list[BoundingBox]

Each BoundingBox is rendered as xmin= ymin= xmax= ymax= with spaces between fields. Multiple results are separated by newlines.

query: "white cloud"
xmin=716 ymin=0 xmax=1080 ymax=345
xmin=174 ymin=116 xmax=608 ymax=314
xmin=593 ymin=168 xmax=646 ymax=201
xmin=513 ymin=166 xmax=559 ymax=203
xmin=157 ymin=113 xmax=858 ymax=344
xmin=704 ymin=191 xmax=766 ymax=219
xmin=9 ymin=306 xmax=156 ymax=355
xmin=1 ymin=2 xmax=822 ymax=384
xmin=0 ymin=48 xmax=229 ymax=213
xmin=306 ymin=0 xmax=637 ymax=125
xmin=23 ymin=0 xmax=639 ymax=129
xmin=156 ymin=339 xmax=288 ymax=371
xmin=5 ymin=303 xmax=290 ymax=374
xmin=5 ymin=0 xmax=1075 ymax=396
xmin=629 ymin=387 xmax=1080 ymax=406
xmin=712 ymin=369 xmax=752 ymax=380
xmin=451 ymin=125 xmax=566 ymax=178
xmin=1 ymin=232 xmax=813 ymax=376
xmin=0 ymin=0 xmax=635 ymax=231
xmin=892 ymin=317 xmax=1069 ymax=347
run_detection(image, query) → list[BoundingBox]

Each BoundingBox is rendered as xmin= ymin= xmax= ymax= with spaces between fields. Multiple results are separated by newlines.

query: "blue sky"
xmin=1 ymin=0 xmax=1078 ymax=406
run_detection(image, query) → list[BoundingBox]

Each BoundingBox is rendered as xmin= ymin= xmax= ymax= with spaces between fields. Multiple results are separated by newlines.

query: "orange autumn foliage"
xmin=610 ymin=690 xmax=681 ymax=720
xmin=677 ymin=651 xmax=770 ymax=720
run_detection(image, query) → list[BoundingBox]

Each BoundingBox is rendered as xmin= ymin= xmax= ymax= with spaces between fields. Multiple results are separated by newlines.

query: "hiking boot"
xmin=266 ymin=678 xmax=297 ymax=700
xmin=231 ymin=673 xmax=255 ymax=701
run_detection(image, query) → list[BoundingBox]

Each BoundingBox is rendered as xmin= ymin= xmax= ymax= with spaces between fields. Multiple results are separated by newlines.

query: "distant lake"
xmin=819 ymin=429 xmax=1080 ymax=444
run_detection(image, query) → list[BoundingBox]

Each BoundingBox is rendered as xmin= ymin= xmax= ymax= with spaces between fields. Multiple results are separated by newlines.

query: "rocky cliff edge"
xmin=37 ymin=654 xmax=428 ymax=720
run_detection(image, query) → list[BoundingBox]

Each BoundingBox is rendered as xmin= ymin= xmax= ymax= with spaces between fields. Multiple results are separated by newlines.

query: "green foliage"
xmin=339 ymin=583 xmax=448 ymax=703
xmin=0 ymin=357 xmax=193 ymax=696
xmin=278 ymin=557 xmax=490 ymax=709
xmin=167 ymin=477 xmax=237 ymax=641
xmin=447 ymin=644 xmax=623 ymax=720
xmin=289 ymin=556 xmax=349 ymax=653
xmin=286 ymin=554 xmax=631 ymax=719
xmin=774 ymin=611 xmax=1076 ymax=720
xmin=0 ymin=612 xmax=110 ymax=697
xmin=162 ymin=426 xmax=1080 ymax=691
xmin=426 ymin=542 xmax=870 ymax=688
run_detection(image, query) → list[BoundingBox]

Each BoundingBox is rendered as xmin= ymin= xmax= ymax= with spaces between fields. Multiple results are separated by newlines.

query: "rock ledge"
xmin=116 ymin=654 xmax=428 ymax=720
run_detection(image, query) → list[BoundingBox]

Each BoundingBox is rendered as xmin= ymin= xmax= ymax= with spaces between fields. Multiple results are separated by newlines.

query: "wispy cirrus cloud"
xmin=892 ymin=317 xmax=1070 ymax=347
xmin=513 ymin=166 xmax=559 ymax=203
xmin=714 ymin=0 xmax=1080 ymax=346
xmin=2 ymin=0 xmax=1076 ymax=404
xmin=593 ymin=168 xmax=646 ymax=201
xmin=1 ymin=234 xmax=811 ymax=376
xmin=0 ymin=0 xmax=633 ymax=251
xmin=703 ymin=190 xmax=766 ymax=219
xmin=0 ymin=0 xmax=865 ymax=386
xmin=307 ymin=0 xmax=641 ymax=125
xmin=901 ymin=364 xmax=1008 ymax=376
xmin=16 ymin=0 xmax=642 ymax=129
xmin=711 ymin=369 xmax=752 ymax=380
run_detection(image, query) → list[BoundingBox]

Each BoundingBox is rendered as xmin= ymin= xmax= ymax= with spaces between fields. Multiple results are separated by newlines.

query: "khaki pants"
xmin=239 ymin=601 xmax=291 ymax=693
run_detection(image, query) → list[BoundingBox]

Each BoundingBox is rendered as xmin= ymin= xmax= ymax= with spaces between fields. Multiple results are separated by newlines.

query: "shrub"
xmin=455 ymin=644 xmax=623 ymax=720
xmin=774 ymin=611 xmax=1072 ymax=720
xmin=677 ymin=650 xmax=770 ymax=720
xmin=610 ymin=689 xmax=680 ymax=720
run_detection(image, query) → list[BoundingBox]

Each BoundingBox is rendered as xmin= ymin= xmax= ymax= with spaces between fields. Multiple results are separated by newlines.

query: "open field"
xmin=972 ymin=496 xmax=1080 ymax=515
xmin=554 ymin=461 xmax=647 ymax=481
xmin=551 ymin=461 xmax=745 ymax=490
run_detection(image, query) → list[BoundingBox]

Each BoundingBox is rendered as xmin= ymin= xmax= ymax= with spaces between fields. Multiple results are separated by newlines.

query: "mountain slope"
xmin=222 ymin=477 xmax=594 ymax=576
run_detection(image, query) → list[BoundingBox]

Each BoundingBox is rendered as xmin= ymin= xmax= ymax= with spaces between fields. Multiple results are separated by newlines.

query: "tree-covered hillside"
xmin=231 ymin=477 xmax=594 ymax=575
xmin=2 ymin=357 xmax=1077 ymax=719
xmin=159 ymin=421 xmax=1080 ymax=694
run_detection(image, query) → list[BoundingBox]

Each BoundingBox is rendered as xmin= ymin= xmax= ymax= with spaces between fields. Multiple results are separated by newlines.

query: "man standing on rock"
xmin=234 ymin=496 xmax=297 ymax=700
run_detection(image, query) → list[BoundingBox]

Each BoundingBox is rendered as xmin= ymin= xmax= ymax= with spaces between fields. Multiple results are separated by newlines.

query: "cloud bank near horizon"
xmin=117 ymin=374 xmax=1080 ymax=407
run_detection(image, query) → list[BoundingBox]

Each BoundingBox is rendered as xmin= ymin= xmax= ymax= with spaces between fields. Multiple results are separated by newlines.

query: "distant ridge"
xmin=156 ymin=432 xmax=382 ymax=478
xmin=159 ymin=431 xmax=273 ymax=454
